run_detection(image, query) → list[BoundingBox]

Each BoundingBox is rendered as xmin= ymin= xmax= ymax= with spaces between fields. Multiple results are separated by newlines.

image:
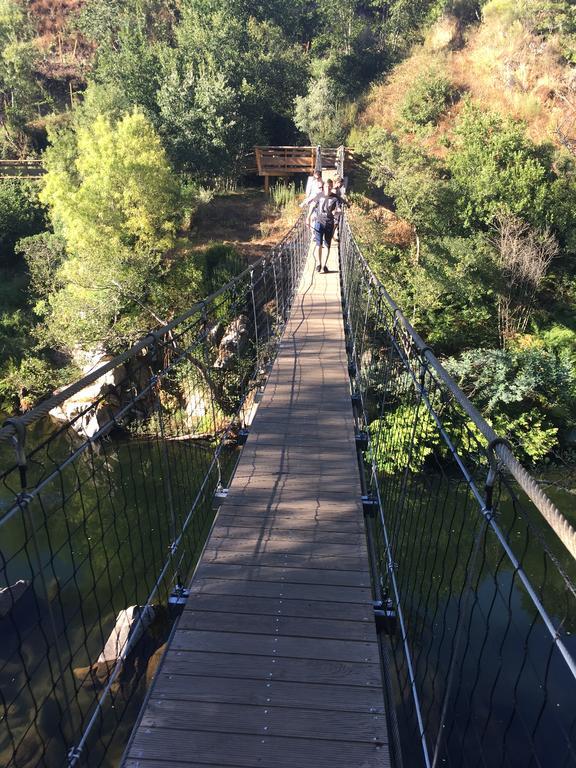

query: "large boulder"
xmin=214 ymin=314 xmax=249 ymax=369
xmin=73 ymin=604 xmax=156 ymax=689
xmin=49 ymin=351 xmax=127 ymax=439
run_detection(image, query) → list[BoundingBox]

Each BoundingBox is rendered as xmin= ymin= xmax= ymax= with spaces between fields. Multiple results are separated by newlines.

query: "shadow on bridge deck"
xmin=122 ymin=248 xmax=391 ymax=768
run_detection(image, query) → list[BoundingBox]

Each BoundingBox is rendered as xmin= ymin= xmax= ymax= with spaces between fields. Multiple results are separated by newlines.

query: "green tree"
xmin=173 ymin=7 xmax=308 ymax=153
xmin=0 ymin=179 xmax=45 ymax=261
xmin=448 ymin=102 xmax=562 ymax=232
xmin=157 ymin=53 xmax=241 ymax=176
xmin=39 ymin=110 xmax=181 ymax=350
xmin=0 ymin=0 xmax=47 ymax=155
xmin=294 ymin=74 xmax=354 ymax=146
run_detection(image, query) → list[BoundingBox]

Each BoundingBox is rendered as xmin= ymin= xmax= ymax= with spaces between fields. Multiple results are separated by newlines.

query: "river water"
xmin=384 ymin=466 xmax=576 ymax=768
xmin=0 ymin=416 xmax=237 ymax=767
xmin=0 ymin=415 xmax=574 ymax=767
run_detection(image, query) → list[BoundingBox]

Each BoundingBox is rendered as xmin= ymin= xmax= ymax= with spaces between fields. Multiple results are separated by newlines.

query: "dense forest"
xmin=0 ymin=0 xmax=575 ymax=465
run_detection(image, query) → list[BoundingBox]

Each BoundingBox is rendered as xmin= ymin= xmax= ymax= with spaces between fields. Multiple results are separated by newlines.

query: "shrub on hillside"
xmin=0 ymin=180 xmax=45 ymax=263
xmin=400 ymin=71 xmax=454 ymax=125
xmin=443 ymin=346 xmax=575 ymax=459
xmin=448 ymin=101 xmax=571 ymax=232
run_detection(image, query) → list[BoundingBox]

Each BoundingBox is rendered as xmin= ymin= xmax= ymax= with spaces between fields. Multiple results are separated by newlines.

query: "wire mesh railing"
xmin=339 ymin=213 xmax=576 ymax=768
xmin=0 ymin=213 xmax=310 ymax=768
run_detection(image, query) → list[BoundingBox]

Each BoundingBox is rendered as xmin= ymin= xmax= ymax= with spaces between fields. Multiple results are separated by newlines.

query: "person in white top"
xmin=300 ymin=171 xmax=324 ymax=228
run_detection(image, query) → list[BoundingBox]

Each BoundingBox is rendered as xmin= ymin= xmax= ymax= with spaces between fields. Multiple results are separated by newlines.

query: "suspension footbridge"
xmin=123 ymin=250 xmax=389 ymax=767
xmin=0 ymin=206 xmax=575 ymax=768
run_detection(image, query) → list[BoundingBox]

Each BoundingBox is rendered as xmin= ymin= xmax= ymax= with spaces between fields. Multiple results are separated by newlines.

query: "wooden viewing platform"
xmin=254 ymin=146 xmax=353 ymax=190
xmin=123 ymin=247 xmax=390 ymax=767
xmin=0 ymin=159 xmax=44 ymax=178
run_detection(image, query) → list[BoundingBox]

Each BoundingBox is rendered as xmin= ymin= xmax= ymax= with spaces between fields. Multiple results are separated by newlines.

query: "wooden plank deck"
xmin=123 ymin=249 xmax=391 ymax=767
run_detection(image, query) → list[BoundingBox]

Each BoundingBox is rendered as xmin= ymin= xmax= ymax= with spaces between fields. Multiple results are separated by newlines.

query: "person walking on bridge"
xmin=312 ymin=179 xmax=342 ymax=273
xmin=300 ymin=171 xmax=324 ymax=229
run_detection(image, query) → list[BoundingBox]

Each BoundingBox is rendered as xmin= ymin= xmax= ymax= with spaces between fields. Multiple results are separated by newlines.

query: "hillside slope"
xmin=348 ymin=1 xmax=576 ymax=464
xmin=359 ymin=1 xmax=576 ymax=153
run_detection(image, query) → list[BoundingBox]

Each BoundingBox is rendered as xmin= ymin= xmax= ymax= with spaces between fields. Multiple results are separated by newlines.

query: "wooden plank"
xmin=236 ymin=445 xmax=358 ymax=464
xmin=214 ymin=502 xmax=363 ymax=518
xmin=139 ymin=698 xmax=388 ymax=743
xmin=201 ymin=538 xmax=366 ymax=557
xmin=178 ymin=610 xmax=375 ymax=641
xmin=254 ymin=148 xmax=263 ymax=175
xmin=183 ymin=593 xmax=372 ymax=622
xmin=209 ymin=526 xmax=365 ymax=546
xmin=196 ymin=561 xmax=369 ymax=587
xmin=152 ymin=673 xmax=384 ymax=712
xmin=160 ymin=649 xmax=382 ymax=686
xmin=201 ymin=549 xmax=367 ymax=572
xmin=224 ymin=474 xmax=359 ymax=492
xmin=169 ymin=630 xmax=381 ymax=664
xmin=189 ymin=576 xmax=371 ymax=602
xmin=127 ymin=729 xmax=388 ymax=768
xmin=213 ymin=513 xmax=363 ymax=533
xmin=240 ymin=431 xmax=355 ymax=447
xmin=221 ymin=489 xmax=363 ymax=509
xmin=231 ymin=460 xmax=356 ymax=477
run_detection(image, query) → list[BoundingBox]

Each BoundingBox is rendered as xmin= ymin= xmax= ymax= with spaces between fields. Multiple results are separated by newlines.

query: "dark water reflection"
xmin=383 ymin=469 xmax=576 ymax=768
xmin=0 ymin=417 xmax=236 ymax=767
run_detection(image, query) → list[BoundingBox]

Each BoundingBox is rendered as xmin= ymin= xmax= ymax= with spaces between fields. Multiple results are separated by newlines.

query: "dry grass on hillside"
xmin=189 ymin=190 xmax=302 ymax=263
xmin=359 ymin=8 xmax=576 ymax=152
xmin=29 ymin=0 xmax=85 ymax=38
xmin=347 ymin=195 xmax=414 ymax=250
xmin=452 ymin=10 xmax=576 ymax=145
xmin=28 ymin=0 xmax=92 ymax=85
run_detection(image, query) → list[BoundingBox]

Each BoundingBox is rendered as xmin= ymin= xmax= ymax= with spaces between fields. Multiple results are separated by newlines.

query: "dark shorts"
xmin=313 ymin=221 xmax=334 ymax=247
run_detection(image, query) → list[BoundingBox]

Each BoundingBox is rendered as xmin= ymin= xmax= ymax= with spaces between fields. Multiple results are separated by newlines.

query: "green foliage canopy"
xmin=448 ymin=102 xmax=569 ymax=233
xmin=38 ymin=110 xmax=181 ymax=350
xmin=0 ymin=180 xmax=45 ymax=261
xmin=0 ymin=0 xmax=47 ymax=155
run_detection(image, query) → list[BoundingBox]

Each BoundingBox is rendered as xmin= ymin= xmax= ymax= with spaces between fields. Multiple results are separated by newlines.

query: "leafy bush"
xmin=0 ymin=180 xmax=45 ymax=263
xmin=400 ymin=72 xmax=454 ymax=126
xmin=448 ymin=101 xmax=564 ymax=231
xmin=492 ymin=410 xmax=558 ymax=462
xmin=444 ymin=347 xmax=574 ymax=413
xmin=201 ymin=244 xmax=242 ymax=299
xmin=537 ymin=324 xmax=576 ymax=367
xmin=369 ymin=404 xmax=439 ymax=474
xmin=443 ymin=346 xmax=576 ymax=460
xmin=0 ymin=356 xmax=56 ymax=406
xmin=17 ymin=232 xmax=66 ymax=300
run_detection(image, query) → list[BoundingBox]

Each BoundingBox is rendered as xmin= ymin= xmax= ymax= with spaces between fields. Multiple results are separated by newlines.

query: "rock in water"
xmin=49 ymin=351 xmax=126 ymax=439
xmin=95 ymin=605 xmax=155 ymax=681
xmin=214 ymin=314 xmax=249 ymax=369
xmin=146 ymin=643 xmax=167 ymax=687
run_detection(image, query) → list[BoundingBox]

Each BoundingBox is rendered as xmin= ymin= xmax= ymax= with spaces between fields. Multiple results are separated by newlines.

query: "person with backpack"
xmin=312 ymin=179 xmax=342 ymax=273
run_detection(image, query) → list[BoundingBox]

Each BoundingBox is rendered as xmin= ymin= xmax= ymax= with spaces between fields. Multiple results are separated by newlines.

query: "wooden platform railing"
xmin=0 ymin=159 xmax=44 ymax=178
xmin=254 ymin=146 xmax=353 ymax=190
